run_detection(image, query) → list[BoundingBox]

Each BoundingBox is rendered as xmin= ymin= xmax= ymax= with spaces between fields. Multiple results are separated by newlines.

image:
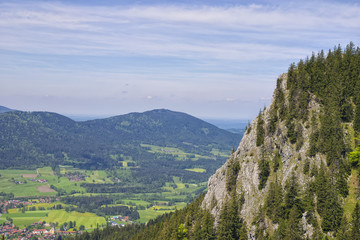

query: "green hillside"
xmin=0 ymin=109 xmax=240 ymax=184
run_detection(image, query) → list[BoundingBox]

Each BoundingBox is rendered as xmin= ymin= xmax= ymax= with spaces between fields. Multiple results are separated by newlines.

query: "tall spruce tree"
xmin=284 ymin=173 xmax=302 ymax=218
xmin=193 ymin=210 xmax=215 ymax=240
xmin=336 ymin=215 xmax=350 ymax=240
xmin=284 ymin=206 xmax=303 ymax=240
xmin=321 ymin=187 xmax=343 ymax=232
xmin=351 ymin=203 xmax=360 ymax=240
xmin=265 ymin=178 xmax=283 ymax=223
xmin=258 ymin=157 xmax=270 ymax=190
xmin=355 ymin=99 xmax=360 ymax=133
xmin=256 ymin=111 xmax=265 ymax=146
xmin=217 ymin=191 xmax=246 ymax=240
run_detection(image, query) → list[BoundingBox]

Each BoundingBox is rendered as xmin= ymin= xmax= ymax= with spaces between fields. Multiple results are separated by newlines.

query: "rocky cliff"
xmin=203 ymin=46 xmax=360 ymax=238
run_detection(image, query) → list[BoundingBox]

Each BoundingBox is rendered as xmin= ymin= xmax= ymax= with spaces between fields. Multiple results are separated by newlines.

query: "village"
xmin=0 ymin=197 xmax=136 ymax=239
xmin=0 ymin=221 xmax=81 ymax=239
xmin=0 ymin=198 xmax=82 ymax=239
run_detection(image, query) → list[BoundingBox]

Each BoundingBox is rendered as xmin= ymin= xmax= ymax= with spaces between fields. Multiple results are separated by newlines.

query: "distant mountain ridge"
xmin=0 ymin=109 xmax=240 ymax=176
xmin=0 ymin=105 xmax=15 ymax=113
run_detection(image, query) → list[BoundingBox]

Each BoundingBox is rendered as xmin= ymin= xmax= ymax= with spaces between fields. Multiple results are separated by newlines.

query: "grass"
xmin=211 ymin=148 xmax=231 ymax=158
xmin=31 ymin=202 xmax=75 ymax=209
xmin=141 ymin=144 xmax=212 ymax=161
xmin=3 ymin=208 xmax=106 ymax=229
xmin=37 ymin=167 xmax=54 ymax=176
xmin=120 ymin=199 xmax=151 ymax=207
xmin=150 ymin=205 xmax=176 ymax=211
xmin=85 ymin=170 xmax=113 ymax=183
xmin=173 ymin=176 xmax=185 ymax=189
xmin=1 ymin=166 xmax=206 ymax=225
xmin=44 ymin=209 xmax=106 ymax=229
xmin=53 ymin=177 xmax=86 ymax=194
xmin=0 ymin=169 xmax=57 ymax=197
xmin=137 ymin=202 xmax=187 ymax=223
xmin=2 ymin=210 xmax=50 ymax=228
xmin=185 ymin=168 xmax=206 ymax=173
xmin=344 ymin=169 xmax=359 ymax=219
xmin=136 ymin=209 xmax=173 ymax=223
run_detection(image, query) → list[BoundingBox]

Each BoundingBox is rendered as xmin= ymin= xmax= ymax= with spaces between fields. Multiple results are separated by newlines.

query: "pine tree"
xmin=321 ymin=187 xmax=343 ymax=232
xmin=337 ymin=165 xmax=349 ymax=198
xmin=355 ymin=99 xmax=360 ymax=133
xmin=273 ymin=151 xmax=281 ymax=172
xmin=303 ymin=158 xmax=310 ymax=175
xmin=284 ymin=206 xmax=303 ymax=240
xmin=256 ymin=111 xmax=265 ymax=146
xmin=238 ymin=221 xmax=248 ymax=240
xmin=273 ymin=220 xmax=286 ymax=240
xmin=336 ymin=215 xmax=350 ymax=240
xmin=284 ymin=173 xmax=302 ymax=218
xmin=319 ymin=89 xmax=345 ymax=167
xmin=315 ymin=163 xmax=329 ymax=216
xmin=351 ymin=203 xmax=360 ymax=240
xmin=227 ymin=160 xmax=240 ymax=192
xmin=217 ymin=191 xmax=246 ymax=240
xmin=202 ymin=210 xmax=216 ymax=240
xmin=258 ymin=157 xmax=270 ymax=190
xmin=265 ymin=178 xmax=283 ymax=222
xmin=193 ymin=210 xmax=215 ymax=240
xmin=303 ymin=182 xmax=316 ymax=226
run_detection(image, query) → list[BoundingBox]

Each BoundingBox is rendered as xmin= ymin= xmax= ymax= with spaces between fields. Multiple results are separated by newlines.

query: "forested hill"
xmin=83 ymin=109 xmax=239 ymax=148
xmin=74 ymin=43 xmax=360 ymax=240
xmin=0 ymin=109 xmax=240 ymax=170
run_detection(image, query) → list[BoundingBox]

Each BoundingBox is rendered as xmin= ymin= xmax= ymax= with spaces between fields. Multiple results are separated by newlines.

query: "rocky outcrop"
xmin=202 ymin=73 xmax=325 ymax=237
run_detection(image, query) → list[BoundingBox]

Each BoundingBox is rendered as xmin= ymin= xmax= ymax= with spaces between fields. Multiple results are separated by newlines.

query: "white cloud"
xmin=0 ymin=1 xmax=359 ymax=59
xmin=0 ymin=0 xmax=359 ymax=118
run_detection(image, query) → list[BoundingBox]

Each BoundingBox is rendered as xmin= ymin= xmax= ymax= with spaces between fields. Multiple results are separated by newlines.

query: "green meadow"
xmin=0 ymin=169 xmax=56 ymax=197
xmin=141 ymin=144 xmax=213 ymax=161
xmin=137 ymin=209 xmax=172 ymax=223
xmin=185 ymin=168 xmax=206 ymax=173
xmin=44 ymin=209 xmax=106 ymax=229
xmin=1 ymin=210 xmax=49 ymax=228
xmin=0 ymin=164 xmax=208 ymax=226
xmin=0 ymin=209 xmax=106 ymax=229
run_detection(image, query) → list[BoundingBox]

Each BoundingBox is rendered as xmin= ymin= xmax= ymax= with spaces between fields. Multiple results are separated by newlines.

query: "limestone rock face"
xmin=202 ymin=73 xmax=325 ymax=237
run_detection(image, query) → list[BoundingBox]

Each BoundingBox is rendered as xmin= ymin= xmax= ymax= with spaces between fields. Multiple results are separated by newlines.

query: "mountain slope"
xmin=202 ymin=43 xmax=360 ymax=238
xmin=0 ymin=109 xmax=240 ymax=175
xmin=84 ymin=109 xmax=238 ymax=151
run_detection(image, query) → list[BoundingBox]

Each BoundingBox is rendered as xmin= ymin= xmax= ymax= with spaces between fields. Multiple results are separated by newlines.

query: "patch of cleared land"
xmin=21 ymin=174 xmax=38 ymax=178
xmin=37 ymin=185 xmax=55 ymax=193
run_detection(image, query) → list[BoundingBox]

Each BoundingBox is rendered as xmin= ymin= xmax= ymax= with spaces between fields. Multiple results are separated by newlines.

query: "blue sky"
xmin=0 ymin=0 xmax=359 ymax=119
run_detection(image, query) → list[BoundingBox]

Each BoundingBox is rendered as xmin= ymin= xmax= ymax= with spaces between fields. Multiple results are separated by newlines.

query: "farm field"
xmin=141 ymin=144 xmax=214 ymax=161
xmin=136 ymin=209 xmax=173 ymax=223
xmin=44 ymin=209 xmax=106 ymax=229
xmin=1 ymin=210 xmax=49 ymax=227
xmin=0 ymin=164 xmax=208 ymax=228
xmin=0 ymin=208 xmax=106 ymax=230
xmin=0 ymin=168 xmax=57 ymax=197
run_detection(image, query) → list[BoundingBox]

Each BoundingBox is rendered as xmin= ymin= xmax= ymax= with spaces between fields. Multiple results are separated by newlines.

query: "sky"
xmin=0 ymin=0 xmax=359 ymax=120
